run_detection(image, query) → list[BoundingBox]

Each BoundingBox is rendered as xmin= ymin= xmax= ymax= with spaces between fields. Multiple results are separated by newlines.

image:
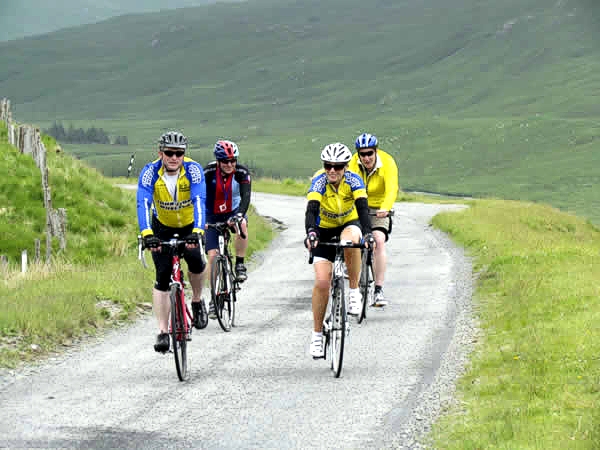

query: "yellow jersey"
xmin=348 ymin=148 xmax=399 ymax=211
xmin=307 ymin=169 xmax=367 ymax=228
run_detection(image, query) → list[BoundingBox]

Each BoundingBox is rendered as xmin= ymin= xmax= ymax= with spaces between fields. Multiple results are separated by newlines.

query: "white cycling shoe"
xmin=347 ymin=289 xmax=361 ymax=316
xmin=310 ymin=332 xmax=324 ymax=359
xmin=373 ymin=290 xmax=388 ymax=307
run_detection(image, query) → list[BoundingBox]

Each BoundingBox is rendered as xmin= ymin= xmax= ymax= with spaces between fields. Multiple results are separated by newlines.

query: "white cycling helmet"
xmin=320 ymin=142 xmax=352 ymax=164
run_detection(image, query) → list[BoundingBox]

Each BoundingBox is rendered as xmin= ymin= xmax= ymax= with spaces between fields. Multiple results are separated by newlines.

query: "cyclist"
xmin=137 ymin=131 xmax=208 ymax=353
xmin=348 ymin=132 xmax=399 ymax=307
xmin=304 ymin=142 xmax=374 ymax=358
xmin=201 ymin=139 xmax=251 ymax=319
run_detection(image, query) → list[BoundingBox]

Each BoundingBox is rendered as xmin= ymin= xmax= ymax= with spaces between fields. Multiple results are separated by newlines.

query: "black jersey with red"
xmin=203 ymin=161 xmax=251 ymax=216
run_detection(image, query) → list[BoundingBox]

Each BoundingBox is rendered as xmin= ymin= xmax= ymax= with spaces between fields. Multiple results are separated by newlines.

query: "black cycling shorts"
xmin=151 ymin=217 xmax=206 ymax=291
xmin=311 ymin=220 xmax=361 ymax=263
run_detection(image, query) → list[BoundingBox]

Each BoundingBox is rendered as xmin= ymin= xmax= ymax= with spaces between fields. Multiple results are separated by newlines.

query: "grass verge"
xmin=429 ymin=199 xmax=600 ymax=448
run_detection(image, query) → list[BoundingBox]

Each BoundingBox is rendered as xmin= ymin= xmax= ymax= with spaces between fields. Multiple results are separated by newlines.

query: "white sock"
xmin=349 ymin=288 xmax=360 ymax=297
xmin=312 ymin=331 xmax=323 ymax=341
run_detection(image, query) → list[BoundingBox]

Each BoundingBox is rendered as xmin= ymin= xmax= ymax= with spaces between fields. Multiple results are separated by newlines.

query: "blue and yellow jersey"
xmin=137 ymin=157 xmax=206 ymax=236
xmin=307 ymin=170 xmax=367 ymax=228
xmin=348 ymin=148 xmax=399 ymax=211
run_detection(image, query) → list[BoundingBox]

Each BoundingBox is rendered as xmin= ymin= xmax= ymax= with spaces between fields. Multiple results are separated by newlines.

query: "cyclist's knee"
xmin=314 ymin=277 xmax=330 ymax=291
xmin=154 ymin=280 xmax=170 ymax=291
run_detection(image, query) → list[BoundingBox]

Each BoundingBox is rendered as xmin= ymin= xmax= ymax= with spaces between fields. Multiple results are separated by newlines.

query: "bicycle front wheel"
xmin=358 ymin=250 xmax=374 ymax=324
xmin=329 ymin=278 xmax=346 ymax=378
xmin=170 ymin=284 xmax=189 ymax=381
xmin=211 ymin=256 xmax=234 ymax=332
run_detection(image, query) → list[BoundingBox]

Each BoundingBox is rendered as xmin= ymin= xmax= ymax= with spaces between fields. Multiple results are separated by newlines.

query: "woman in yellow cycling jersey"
xmin=304 ymin=142 xmax=374 ymax=359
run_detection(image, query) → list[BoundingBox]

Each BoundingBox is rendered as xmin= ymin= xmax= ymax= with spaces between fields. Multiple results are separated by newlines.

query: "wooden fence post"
xmin=34 ymin=239 xmax=41 ymax=263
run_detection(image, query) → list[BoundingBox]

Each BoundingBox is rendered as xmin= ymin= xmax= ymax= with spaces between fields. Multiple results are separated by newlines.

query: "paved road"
xmin=0 ymin=192 xmax=472 ymax=449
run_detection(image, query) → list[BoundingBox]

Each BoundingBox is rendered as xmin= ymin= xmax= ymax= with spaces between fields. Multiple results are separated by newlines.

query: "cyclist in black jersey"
xmin=200 ymin=140 xmax=252 ymax=319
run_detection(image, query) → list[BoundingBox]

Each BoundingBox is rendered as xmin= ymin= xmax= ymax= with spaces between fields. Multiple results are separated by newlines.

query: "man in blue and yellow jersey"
xmin=304 ymin=142 xmax=374 ymax=359
xmin=137 ymin=131 xmax=207 ymax=353
xmin=349 ymin=132 xmax=399 ymax=307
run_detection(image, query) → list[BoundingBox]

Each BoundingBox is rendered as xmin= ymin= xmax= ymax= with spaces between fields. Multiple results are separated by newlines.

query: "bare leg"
xmin=373 ymin=230 xmax=387 ymax=286
xmin=235 ymin=219 xmax=249 ymax=258
xmin=152 ymin=288 xmax=170 ymax=333
xmin=312 ymin=261 xmax=332 ymax=332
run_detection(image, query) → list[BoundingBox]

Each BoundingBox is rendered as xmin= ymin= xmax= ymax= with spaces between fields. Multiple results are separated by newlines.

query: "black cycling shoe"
xmin=235 ymin=263 xmax=248 ymax=283
xmin=154 ymin=332 xmax=170 ymax=353
xmin=192 ymin=301 xmax=208 ymax=330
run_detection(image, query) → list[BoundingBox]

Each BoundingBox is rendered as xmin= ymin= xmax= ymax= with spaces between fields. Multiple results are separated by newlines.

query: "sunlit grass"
xmin=429 ymin=200 xmax=600 ymax=448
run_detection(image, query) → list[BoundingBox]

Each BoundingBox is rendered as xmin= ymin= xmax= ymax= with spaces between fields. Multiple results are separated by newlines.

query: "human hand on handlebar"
xmin=227 ymin=212 xmax=244 ymax=227
xmin=184 ymin=231 xmax=203 ymax=249
xmin=143 ymin=234 xmax=161 ymax=252
xmin=304 ymin=231 xmax=319 ymax=249
xmin=363 ymin=233 xmax=375 ymax=249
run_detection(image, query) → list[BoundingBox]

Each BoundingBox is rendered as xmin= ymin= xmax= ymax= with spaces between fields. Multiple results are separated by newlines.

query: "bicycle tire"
xmin=358 ymin=250 xmax=374 ymax=324
xmin=170 ymin=284 xmax=189 ymax=381
xmin=329 ymin=277 xmax=346 ymax=378
xmin=211 ymin=256 xmax=234 ymax=332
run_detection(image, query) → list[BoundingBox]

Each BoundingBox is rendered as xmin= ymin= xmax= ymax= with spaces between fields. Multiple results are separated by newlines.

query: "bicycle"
xmin=138 ymin=234 xmax=197 ymax=381
xmin=206 ymin=220 xmax=246 ymax=332
xmin=357 ymin=209 xmax=395 ymax=323
xmin=308 ymin=237 xmax=365 ymax=378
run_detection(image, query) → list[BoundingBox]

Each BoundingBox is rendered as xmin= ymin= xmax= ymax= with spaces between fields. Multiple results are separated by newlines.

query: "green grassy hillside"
xmin=1 ymin=0 xmax=599 ymax=222
xmin=0 ymin=123 xmax=137 ymax=263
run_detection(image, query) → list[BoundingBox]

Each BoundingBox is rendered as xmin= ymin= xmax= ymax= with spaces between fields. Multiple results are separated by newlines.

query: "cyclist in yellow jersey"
xmin=304 ymin=143 xmax=374 ymax=358
xmin=137 ymin=131 xmax=207 ymax=352
xmin=348 ymin=133 xmax=399 ymax=307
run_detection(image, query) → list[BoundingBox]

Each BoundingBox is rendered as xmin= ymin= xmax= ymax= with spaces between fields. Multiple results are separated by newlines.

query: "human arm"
xmin=136 ymin=162 xmax=158 ymax=238
xmin=304 ymin=200 xmax=320 ymax=248
xmin=380 ymin=153 xmax=399 ymax=212
xmin=188 ymin=161 xmax=207 ymax=234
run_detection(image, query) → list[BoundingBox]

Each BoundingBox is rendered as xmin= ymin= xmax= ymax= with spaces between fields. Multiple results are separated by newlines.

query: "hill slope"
xmin=1 ymin=0 xmax=599 ymax=222
xmin=0 ymin=123 xmax=137 ymax=262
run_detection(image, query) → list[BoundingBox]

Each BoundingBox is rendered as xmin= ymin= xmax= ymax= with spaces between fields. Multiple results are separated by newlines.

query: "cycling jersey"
xmin=307 ymin=170 xmax=367 ymax=228
xmin=348 ymin=148 xmax=399 ymax=211
xmin=204 ymin=161 xmax=251 ymax=216
xmin=137 ymin=157 xmax=206 ymax=236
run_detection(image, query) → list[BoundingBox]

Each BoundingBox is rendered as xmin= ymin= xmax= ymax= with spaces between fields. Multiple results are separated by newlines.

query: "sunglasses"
xmin=323 ymin=163 xmax=346 ymax=171
xmin=358 ymin=150 xmax=375 ymax=157
xmin=163 ymin=150 xmax=185 ymax=158
xmin=219 ymin=159 xmax=237 ymax=165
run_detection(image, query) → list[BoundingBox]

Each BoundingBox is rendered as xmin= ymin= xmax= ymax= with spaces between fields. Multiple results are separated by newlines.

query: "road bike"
xmin=206 ymin=220 xmax=246 ymax=332
xmin=357 ymin=209 xmax=395 ymax=323
xmin=138 ymin=235 xmax=197 ymax=381
xmin=309 ymin=238 xmax=365 ymax=378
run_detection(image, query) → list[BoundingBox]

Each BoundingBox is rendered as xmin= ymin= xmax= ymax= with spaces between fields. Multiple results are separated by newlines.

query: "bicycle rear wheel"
xmin=211 ymin=256 xmax=234 ymax=332
xmin=329 ymin=278 xmax=346 ymax=378
xmin=170 ymin=284 xmax=189 ymax=381
xmin=358 ymin=250 xmax=374 ymax=324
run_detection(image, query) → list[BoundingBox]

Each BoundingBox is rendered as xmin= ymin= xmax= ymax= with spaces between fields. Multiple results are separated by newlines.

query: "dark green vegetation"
xmin=1 ymin=0 xmax=599 ymax=222
xmin=0 ymin=0 xmax=237 ymax=41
